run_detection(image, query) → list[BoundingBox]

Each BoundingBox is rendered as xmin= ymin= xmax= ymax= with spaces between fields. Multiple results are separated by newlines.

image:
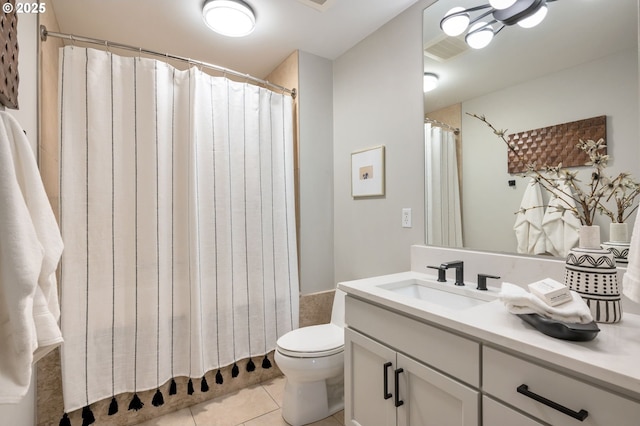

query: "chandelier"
xmin=440 ymin=0 xmax=557 ymax=49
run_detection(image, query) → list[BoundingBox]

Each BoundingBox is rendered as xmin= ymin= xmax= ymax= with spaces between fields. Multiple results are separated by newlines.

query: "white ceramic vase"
xmin=602 ymin=222 xmax=630 ymax=265
xmin=564 ymin=225 xmax=622 ymax=323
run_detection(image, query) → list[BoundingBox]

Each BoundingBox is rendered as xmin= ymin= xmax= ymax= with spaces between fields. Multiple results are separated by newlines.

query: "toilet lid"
xmin=276 ymin=324 xmax=344 ymax=358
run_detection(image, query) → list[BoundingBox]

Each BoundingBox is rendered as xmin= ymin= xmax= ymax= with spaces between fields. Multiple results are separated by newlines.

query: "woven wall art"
xmin=0 ymin=0 xmax=18 ymax=109
xmin=507 ymin=115 xmax=606 ymax=174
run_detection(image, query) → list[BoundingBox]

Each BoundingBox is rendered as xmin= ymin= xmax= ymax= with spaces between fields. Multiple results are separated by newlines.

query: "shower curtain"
xmin=58 ymin=46 xmax=299 ymax=415
xmin=425 ymin=123 xmax=463 ymax=247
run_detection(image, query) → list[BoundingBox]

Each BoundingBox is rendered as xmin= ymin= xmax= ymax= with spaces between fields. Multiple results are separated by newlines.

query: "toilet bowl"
xmin=275 ymin=289 xmax=346 ymax=426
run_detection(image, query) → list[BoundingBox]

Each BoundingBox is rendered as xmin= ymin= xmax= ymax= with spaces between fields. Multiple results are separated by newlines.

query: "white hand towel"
xmin=514 ymin=179 xmax=546 ymax=254
xmin=499 ymin=282 xmax=594 ymax=324
xmin=623 ymin=212 xmax=640 ymax=303
xmin=542 ymin=180 xmax=581 ymax=257
xmin=0 ymin=112 xmax=63 ymax=403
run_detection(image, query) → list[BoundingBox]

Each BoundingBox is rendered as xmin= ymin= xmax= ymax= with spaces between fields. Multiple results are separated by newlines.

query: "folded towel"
xmin=514 ymin=179 xmax=546 ymax=255
xmin=623 ymin=212 xmax=640 ymax=303
xmin=542 ymin=180 xmax=581 ymax=257
xmin=499 ymin=282 xmax=594 ymax=324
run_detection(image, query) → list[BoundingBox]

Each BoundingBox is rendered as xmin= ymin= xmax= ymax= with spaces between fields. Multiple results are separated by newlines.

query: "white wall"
xmin=333 ymin=1 xmax=435 ymax=282
xmin=0 ymin=11 xmax=39 ymax=426
xmin=298 ymin=51 xmax=335 ymax=294
xmin=461 ymin=49 xmax=639 ymax=253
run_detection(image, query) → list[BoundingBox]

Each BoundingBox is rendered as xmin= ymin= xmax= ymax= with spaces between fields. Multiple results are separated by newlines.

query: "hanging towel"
xmin=514 ymin=179 xmax=546 ymax=254
xmin=0 ymin=112 xmax=64 ymax=403
xmin=623 ymin=212 xmax=640 ymax=303
xmin=499 ymin=282 xmax=593 ymax=324
xmin=542 ymin=180 xmax=581 ymax=257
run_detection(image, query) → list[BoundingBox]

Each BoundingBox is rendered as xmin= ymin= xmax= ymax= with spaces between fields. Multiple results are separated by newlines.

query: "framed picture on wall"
xmin=351 ymin=145 xmax=385 ymax=198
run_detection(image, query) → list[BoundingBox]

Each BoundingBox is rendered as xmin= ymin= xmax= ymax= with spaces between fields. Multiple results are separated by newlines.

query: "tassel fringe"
xmin=262 ymin=354 xmax=272 ymax=369
xmin=82 ymin=405 xmax=96 ymax=426
xmin=152 ymin=389 xmax=165 ymax=407
xmin=59 ymin=413 xmax=71 ymax=426
xmin=231 ymin=362 xmax=239 ymax=378
xmin=215 ymin=369 xmax=223 ymax=384
xmin=169 ymin=378 xmax=177 ymax=395
xmin=246 ymin=358 xmax=256 ymax=372
xmin=128 ymin=393 xmax=144 ymax=411
xmin=108 ymin=396 xmax=119 ymax=415
xmin=187 ymin=378 xmax=195 ymax=395
xmin=201 ymin=376 xmax=210 ymax=392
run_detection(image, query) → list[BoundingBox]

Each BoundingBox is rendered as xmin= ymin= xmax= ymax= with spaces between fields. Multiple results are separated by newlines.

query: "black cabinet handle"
xmin=517 ymin=384 xmax=588 ymax=421
xmin=394 ymin=368 xmax=404 ymax=407
xmin=383 ymin=362 xmax=392 ymax=400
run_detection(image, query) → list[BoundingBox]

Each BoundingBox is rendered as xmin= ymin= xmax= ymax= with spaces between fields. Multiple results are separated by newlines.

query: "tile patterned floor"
xmin=135 ymin=376 xmax=344 ymax=426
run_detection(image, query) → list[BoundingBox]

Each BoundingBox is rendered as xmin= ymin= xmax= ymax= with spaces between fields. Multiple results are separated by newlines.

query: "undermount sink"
xmin=378 ymin=278 xmax=498 ymax=311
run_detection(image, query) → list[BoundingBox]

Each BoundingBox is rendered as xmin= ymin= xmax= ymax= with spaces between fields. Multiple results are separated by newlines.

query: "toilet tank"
xmin=330 ymin=289 xmax=347 ymax=328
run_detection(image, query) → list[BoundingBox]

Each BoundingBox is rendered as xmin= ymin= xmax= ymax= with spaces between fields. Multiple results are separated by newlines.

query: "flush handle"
xmin=517 ymin=384 xmax=588 ymax=421
xmin=383 ymin=362 xmax=392 ymax=400
xmin=394 ymin=368 xmax=404 ymax=407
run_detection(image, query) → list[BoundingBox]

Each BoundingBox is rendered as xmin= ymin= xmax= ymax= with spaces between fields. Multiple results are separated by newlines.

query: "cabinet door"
xmin=345 ymin=328 xmax=397 ymax=426
xmin=396 ymin=353 xmax=479 ymax=426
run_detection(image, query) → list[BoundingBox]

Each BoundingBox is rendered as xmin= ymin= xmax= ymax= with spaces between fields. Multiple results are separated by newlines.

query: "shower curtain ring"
xmin=69 ymin=35 xmax=76 ymax=47
xmin=104 ymin=41 xmax=110 ymax=54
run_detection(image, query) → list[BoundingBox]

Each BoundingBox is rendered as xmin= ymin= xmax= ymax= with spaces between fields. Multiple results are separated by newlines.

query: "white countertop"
xmin=338 ymin=271 xmax=640 ymax=400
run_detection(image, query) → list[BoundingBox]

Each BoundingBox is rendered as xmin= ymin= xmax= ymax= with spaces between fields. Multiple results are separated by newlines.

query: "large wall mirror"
xmin=423 ymin=0 xmax=639 ymax=256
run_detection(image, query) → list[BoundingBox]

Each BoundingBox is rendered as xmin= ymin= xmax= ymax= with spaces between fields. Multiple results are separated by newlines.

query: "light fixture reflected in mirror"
xmin=203 ymin=0 xmax=256 ymax=37
xmin=440 ymin=0 xmax=557 ymax=49
xmin=423 ymin=73 xmax=439 ymax=92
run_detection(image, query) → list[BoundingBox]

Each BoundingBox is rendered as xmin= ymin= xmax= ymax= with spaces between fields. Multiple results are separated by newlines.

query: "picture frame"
xmin=351 ymin=145 xmax=385 ymax=198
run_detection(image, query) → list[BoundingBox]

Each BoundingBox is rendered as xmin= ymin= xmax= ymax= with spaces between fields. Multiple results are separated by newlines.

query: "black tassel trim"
xmin=246 ymin=358 xmax=256 ymax=372
xmin=152 ymin=389 xmax=165 ymax=407
xmin=187 ymin=378 xmax=195 ymax=395
xmin=169 ymin=378 xmax=177 ymax=395
xmin=262 ymin=354 xmax=272 ymax=369
xmin=128 ymin=393 xmax=144 ymax=411
xmin=231 ymin=362 xmax=239 ymax=378
xmin=108 ymin=396 xmax=118 ymax=415
xmin=59 ymin=413 xmax=71 ymax=426
xmin=82 ymin=405 xmax=96 ymax=426
xmin=215 ymin=369 xmax=223 ymax=384
xmin=201 ymin=376 xmax=210 ymax=392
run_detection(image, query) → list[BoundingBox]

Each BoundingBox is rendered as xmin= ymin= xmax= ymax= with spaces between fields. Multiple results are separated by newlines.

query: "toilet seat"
xmin=276 ymin=324 xmax=344 ymax=358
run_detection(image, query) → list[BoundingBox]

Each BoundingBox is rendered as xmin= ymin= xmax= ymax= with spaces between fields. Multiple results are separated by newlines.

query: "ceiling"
xmin=49 ymin=0 xmax=420 ymax=79
xmin=423 ymin=0 xmax=638 ymax=112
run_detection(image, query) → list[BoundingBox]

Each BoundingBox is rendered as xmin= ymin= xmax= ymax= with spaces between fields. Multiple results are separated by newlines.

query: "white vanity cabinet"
xmin=344 ymin=296 xmax=480 ymax=426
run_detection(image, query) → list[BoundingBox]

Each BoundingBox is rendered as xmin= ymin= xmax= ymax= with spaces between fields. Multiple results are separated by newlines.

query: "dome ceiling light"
xmin=440 ymin=0 xmax=557 ymax=49
xmin=202 ymin=0 xmax=256 ymax=37
xmin=423 ymin=73 xmax=439 ymax=92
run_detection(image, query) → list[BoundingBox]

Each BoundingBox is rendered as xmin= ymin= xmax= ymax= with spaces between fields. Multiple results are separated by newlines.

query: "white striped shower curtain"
xmin=425 ymin=123 xmax=463 ymax=247
xmin=58 ymin=46 xmax=299 ymax=415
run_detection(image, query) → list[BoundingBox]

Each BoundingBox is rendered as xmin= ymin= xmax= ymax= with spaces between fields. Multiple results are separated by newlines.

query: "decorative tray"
xmin=517 ymin=313 xmax=600 ymax=341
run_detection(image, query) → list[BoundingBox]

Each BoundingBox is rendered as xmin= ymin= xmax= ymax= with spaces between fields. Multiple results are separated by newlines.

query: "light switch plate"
xmin=402 ymin=208 xmax=412 ymax=228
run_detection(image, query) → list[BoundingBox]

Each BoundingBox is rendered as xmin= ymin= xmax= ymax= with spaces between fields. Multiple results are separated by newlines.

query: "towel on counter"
xmin=542 ymin=180 xmax=581 ymax=257
xmin=514 ymin=179 xmax=546 ymax=255
xmin=0 ymin=112 xmax=64 ymax=403
xmin=499 ymin=282 xmax=594 ymax=324
xmin=623 ymin=212 xmax=640 ymax=304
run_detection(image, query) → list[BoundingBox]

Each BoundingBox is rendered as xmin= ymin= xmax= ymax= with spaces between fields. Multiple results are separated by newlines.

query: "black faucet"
xmin=426 ymin=265 xmax=447 ymax=282
xmin=440 ymin=260 xmax=464 ymax=286
xmin=477 ymin=273 xmax=501 ymax=291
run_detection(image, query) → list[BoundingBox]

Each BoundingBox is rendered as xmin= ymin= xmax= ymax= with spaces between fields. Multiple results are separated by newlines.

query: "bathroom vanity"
xmin=338 ymin=248 xmax=640 ymax=426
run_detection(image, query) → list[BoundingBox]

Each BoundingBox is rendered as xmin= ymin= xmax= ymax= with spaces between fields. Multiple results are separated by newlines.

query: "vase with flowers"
xmin=600 ymin=174 xmax=640 ymax=264
xmin=468 ymin=113 xmax=639 ymax=323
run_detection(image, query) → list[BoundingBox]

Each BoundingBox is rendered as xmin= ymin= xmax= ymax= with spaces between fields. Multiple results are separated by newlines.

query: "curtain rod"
xmin=425 ymin=117 xmax=460 ymax=135
xmin=39 ymin=25 xmax=297 ymax=99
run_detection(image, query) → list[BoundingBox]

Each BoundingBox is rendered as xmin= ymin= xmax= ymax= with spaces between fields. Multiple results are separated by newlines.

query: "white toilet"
xmin=275 ymin=289 xmax=346 ymax=426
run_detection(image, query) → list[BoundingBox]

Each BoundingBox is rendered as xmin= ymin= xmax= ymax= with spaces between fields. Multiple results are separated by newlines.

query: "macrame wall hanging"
xmin=0 ymin=0 xmax=19 ymax=109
